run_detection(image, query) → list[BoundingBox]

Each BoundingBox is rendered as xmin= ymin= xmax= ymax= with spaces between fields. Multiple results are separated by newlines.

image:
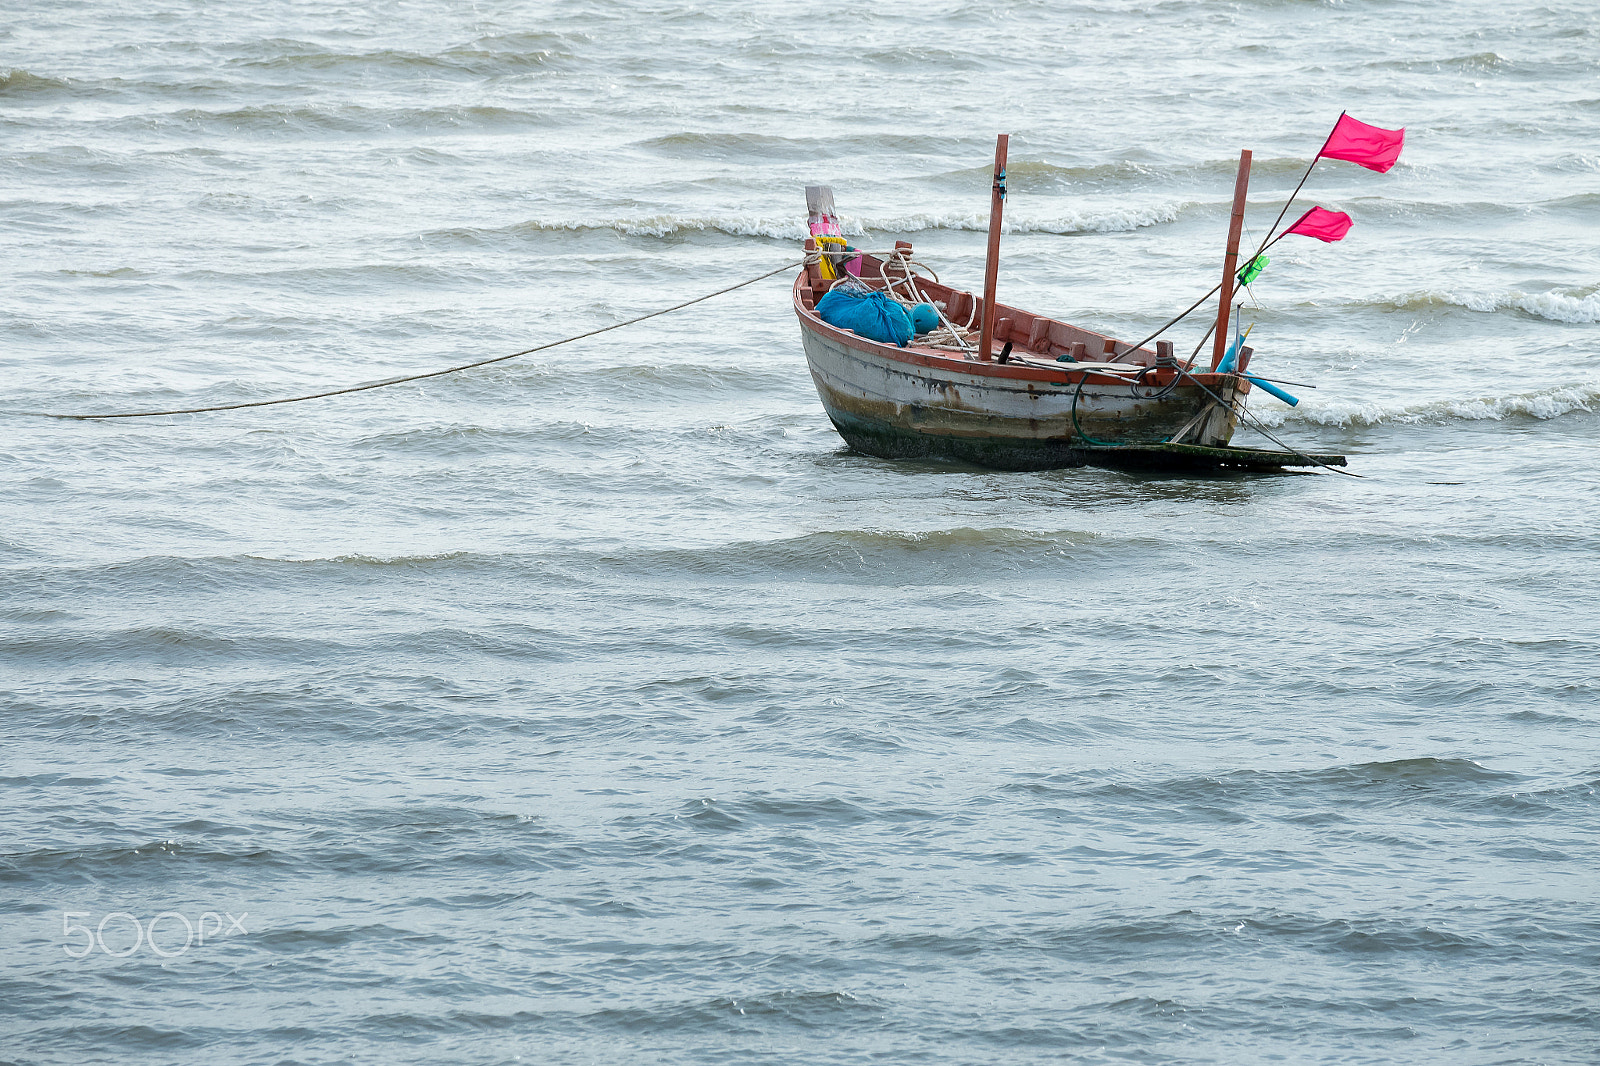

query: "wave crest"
xmin=1461 ymin=289 xmax=1600 ymax=324
xmin=1256 ymin=383 xmax=1600 ymax=427
xmin=0 ymin=69 xmax=72 ymax=97
xmin=1385 ymin=288 xmax=1600 ymax=324
xmin=508 ymin=205 xmax=1182 ymax=240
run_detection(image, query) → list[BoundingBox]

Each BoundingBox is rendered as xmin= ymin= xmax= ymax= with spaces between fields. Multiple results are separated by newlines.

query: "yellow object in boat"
xmin=814 ymin=235 xmax=847 ymax=280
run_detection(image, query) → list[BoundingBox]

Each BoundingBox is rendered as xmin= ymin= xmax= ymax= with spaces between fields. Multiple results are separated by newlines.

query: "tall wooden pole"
xmin=978 ymin=134 xmax=1009 ymax=362
xmin=1211 ymin=149 xmax=1252 ymax=371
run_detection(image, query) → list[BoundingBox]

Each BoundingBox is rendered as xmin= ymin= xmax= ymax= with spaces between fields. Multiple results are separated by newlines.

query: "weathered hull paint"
xmin=798 ymin=323 xmax=1240 ymax=472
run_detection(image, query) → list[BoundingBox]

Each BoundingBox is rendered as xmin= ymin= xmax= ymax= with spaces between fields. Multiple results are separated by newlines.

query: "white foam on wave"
xmin=1404 ymin=288 xmax=1600 ymax=324
xmin=1469 ymin=290 xmax=1600 ymax=325
xmin=1249 ymin=382 xmax=1600 ymax=427
xmin=526 ymin=214 xmax=813 ymax=239
xmin=861 ymin=206 xmax=1185 ymax=236
xmin=523 ymin=204 xmax=1182 ymax=240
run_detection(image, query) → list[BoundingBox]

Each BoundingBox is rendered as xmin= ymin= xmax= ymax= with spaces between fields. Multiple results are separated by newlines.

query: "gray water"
xmin=3 ymin=2 xmax=1599 ymax=1063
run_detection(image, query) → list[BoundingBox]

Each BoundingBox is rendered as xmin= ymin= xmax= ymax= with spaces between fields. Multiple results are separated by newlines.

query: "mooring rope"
xmin=18 ymin=259 xmax=805 ymax=421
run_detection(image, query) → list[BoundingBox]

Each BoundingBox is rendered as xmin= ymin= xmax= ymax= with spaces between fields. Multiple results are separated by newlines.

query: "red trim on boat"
xmin=791 ymin=272 xmax=1238 ymax=390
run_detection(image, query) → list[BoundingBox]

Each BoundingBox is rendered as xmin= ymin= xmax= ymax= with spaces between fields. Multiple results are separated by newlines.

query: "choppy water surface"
xmin=3 ymin=2 xmax=1599 ymax=1063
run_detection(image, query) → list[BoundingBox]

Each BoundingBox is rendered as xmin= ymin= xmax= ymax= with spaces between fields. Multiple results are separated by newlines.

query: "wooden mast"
xmin=978 ymin=134 xmax=1009 ymax=362
xmin=1211 ymin=149 xmax=1252 ymax=370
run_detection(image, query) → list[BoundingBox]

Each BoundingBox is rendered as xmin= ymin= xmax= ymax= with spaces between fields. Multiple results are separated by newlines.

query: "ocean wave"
xmin=368 ymin=361 xmax=798 ymax=404
xmin=579 ymin=990 xmax=883 ymax=1033
xmin=1027 ymin=758 xmax=1518 ymax=808
xmin=1255 ymin=382 xmax=1600 ymax=428
xmin=882 ymin=207 xmax=1186 ymax=235
xmin=635 ymin=131 xmax=829 ymax=159
xmin=0 ymin=838 xmax=291 ymax=881
xmin=1007 ymin=759 xmax=1538 ymax=825
xmin=0 ymin=552 xmax=511 ymax=605
xmin=157 ymin=103 xmax=555 ymax=135
xmin=935 ymin=154 xmax=1331 ymax=189
xmin=1553 ymin=151 xmax=1600 ymax=173
xmin=670 ymin=793 xmax=929 ymax=831
xmin=1377 ymin=287 xmax=1600 ymax=324
xmin=1332 ymin=198 xmax=1550 ymax=223
xmin=590 ymin=527 xmax=1110 ymax=585
xmin=508 ymin=205 xmax=1183 ymax=240
xmin=1367 ymin=51 xmax=1511 ymax=74
xmin=233 ymin=41 xmax=575 ymax=77
xmin=1456 ymin=289 xmax=1600 ymax=324
xmin=635 ymin=130 xmax=990 ymax=160
xmin=1540 ymin=192 xmax=1600 ymax=213
xmin=634 ymin=133 xmax=1334 ymax=190
xmin=0 ymin=69 xmax=72 ymax=97
xmin=855 ymin=45 xmax=992 ymax=71
xmin=66 ymin=530 xmax=1099 ymax=585
xmin=0 ymin=69 xmax=248 ymax=104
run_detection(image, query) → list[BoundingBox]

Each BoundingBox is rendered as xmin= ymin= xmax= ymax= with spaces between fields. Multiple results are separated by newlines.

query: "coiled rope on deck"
xmin=18 ymin=259 xmax=806 ymax=421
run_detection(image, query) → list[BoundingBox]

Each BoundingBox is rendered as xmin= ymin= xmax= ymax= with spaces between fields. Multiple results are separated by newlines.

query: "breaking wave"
xmin=0 ymin=69 xmax=72 ymax=97
xmin=510 ymin=205 xmax=1184 ymax=240
xmin=1256 ymin=382 xmax=1600 ymax=427
xmin=1382 ymin=288 xmax=1600 ymax=324
xmin=880 ymin=207 xmax=1186 ymax=236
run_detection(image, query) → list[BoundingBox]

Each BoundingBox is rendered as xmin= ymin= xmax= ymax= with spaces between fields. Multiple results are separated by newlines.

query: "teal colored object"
xmin=1218 ymin=319 xmax=1246 ymax=374
xmin=1248 ymin=376 xmax=1299 ymax=404
xmin=1218 ymin=336 xmax=1242 ymax=375
xmin=1245 ymin=374 xmax=1299 ymax=406
xmin=815 ymin=288 xmax=913 ymax=347
xmin=909 ymin=303 xmax=940 ymax=334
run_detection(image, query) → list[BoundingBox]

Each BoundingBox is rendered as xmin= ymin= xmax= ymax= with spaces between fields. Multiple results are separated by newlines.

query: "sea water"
xmin=2 ymin=1 xmax=1598 ymax=1063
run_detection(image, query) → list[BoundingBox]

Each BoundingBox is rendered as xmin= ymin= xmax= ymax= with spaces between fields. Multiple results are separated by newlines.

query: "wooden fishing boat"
xmin=793 ymin=138 xmax=1346 ymax=473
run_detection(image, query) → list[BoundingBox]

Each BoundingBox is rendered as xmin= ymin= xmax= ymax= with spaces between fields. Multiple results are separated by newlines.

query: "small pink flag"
xmin=1284 ymin=206 xmax=1354 ymax=243
xmin=1319 ymin=114 xmax=1405 ymax=173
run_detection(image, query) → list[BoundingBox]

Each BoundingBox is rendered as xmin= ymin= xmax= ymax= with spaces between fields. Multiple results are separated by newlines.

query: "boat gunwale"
xmin=790 ymin=268 xmax=1245 ymax=394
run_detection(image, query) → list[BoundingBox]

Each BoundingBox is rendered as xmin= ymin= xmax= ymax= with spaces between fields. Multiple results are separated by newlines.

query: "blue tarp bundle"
xmin=816 ymin=287 xmax=912 ymax=347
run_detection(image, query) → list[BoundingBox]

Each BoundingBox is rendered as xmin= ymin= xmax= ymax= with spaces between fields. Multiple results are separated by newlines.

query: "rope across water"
xmin=18 ymin=259 xmax=807 ymax=421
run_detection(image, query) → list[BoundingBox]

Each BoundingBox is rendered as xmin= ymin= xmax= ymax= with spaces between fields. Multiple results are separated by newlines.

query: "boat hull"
xmin=798 ymin=323 xmax=1238 ymax=471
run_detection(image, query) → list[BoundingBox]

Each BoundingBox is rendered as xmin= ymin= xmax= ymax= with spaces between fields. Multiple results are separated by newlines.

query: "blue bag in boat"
xmin=815 ymin=287 xmax=913 ymax=347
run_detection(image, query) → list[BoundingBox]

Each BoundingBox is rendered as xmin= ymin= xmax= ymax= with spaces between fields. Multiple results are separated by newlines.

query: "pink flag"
xmin=1319 ymin=114 xmax=1405 ymax=173
xmin=1284 ymin=206 xmax=1354 ymax=243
